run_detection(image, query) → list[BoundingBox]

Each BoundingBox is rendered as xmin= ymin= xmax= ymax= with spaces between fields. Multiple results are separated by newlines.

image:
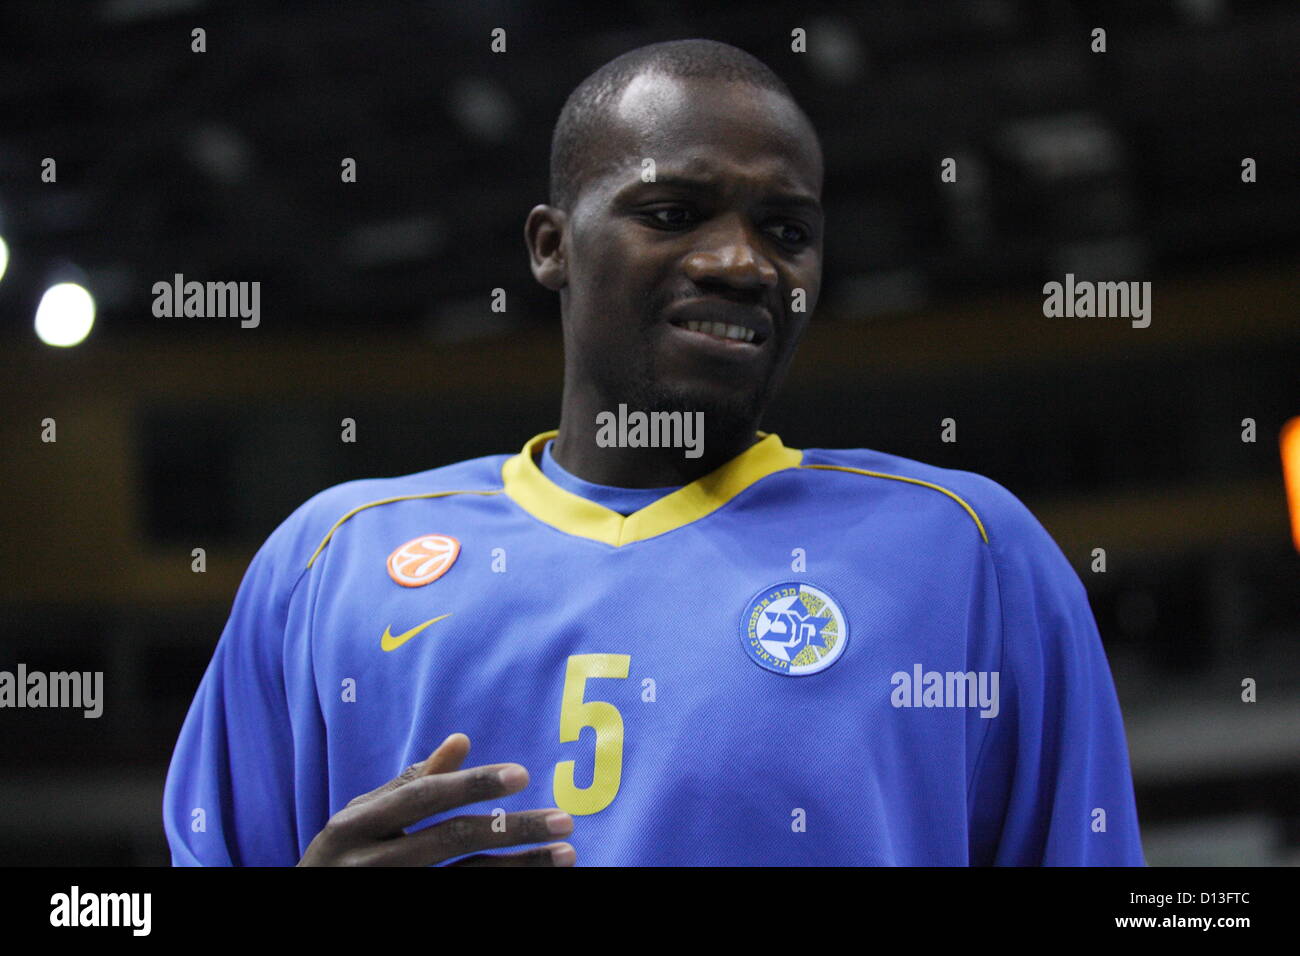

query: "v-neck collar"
xmin=501 ymin=430 xmax=803 ymax=546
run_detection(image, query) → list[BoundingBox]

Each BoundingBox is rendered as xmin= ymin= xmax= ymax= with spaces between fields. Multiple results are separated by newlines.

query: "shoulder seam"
xmin=305 ymin=489 xmax=504 ymax=570
xmin=798 ymin=463 xmax=990 ymax=544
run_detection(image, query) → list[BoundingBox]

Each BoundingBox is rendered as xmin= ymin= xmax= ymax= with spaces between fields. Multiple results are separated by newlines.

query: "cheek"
xmin=788 ymin=265 xmax=821 ymax=313
xmin=570 ymin=230 xmax=628 ymax=299
xmin=573 ymin=229 xmax=664 ymax=309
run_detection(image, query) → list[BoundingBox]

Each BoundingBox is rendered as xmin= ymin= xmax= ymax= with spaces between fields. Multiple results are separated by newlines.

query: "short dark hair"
xmin=549 ymin=38 xmax=813 ymax=211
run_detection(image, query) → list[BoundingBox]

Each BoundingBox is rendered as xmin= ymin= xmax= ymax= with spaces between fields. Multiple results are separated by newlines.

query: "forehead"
xmin=592 ymin=72 xmax=822 ymax=196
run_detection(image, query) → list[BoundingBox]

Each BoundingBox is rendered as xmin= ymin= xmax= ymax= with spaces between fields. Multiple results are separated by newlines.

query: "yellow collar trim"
xmin=502 ymin=430 xmax=803 ymax=546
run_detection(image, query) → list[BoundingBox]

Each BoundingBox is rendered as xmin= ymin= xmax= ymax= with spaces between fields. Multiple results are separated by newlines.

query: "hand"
xmin=297 ymin=733 xmax=576 ymax=866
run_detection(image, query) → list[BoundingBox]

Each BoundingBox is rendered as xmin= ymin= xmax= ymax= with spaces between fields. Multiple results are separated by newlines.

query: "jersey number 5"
xmin=553 ymin=653 xmax=631 ymax=815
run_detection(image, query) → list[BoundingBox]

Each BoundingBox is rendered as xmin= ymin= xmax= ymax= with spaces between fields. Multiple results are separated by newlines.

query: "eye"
xmin=766 ymin=221 xmax=810 ymax=246
xmin=645 ymin=206 xmax=699 ymax=228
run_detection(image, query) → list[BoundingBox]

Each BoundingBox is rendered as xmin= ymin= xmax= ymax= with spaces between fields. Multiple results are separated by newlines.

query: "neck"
xmin=552 ymin=389 xmax=762 ymax=488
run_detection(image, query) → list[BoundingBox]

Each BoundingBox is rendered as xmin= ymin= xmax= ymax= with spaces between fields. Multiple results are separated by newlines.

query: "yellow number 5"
xmin=553 ymin=653 xmax=630 ymax=815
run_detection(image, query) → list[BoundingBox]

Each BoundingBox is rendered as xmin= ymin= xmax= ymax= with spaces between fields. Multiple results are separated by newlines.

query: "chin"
xmin=632 ymin=378 xmax=765 ymax=433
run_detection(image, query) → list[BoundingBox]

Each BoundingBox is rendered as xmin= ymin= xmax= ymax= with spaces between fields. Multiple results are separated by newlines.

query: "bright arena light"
xmin=0 ymin=236 xmax=9 ymax=283
xmin=34 ymin=282 xmax=96 ymax=347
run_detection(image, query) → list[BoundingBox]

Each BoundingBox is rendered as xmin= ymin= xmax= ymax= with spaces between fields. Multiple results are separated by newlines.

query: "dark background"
xmin=0 ymin=0 xmax=1296 ymax=865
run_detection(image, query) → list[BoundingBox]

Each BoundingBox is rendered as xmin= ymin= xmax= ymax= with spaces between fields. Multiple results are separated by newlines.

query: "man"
xmin=164 ymin=39 xmax=1145 ymax=866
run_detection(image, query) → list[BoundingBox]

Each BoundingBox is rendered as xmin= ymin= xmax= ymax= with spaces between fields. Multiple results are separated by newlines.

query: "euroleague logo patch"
xmin=387 ymin=534 xmax=461 ymax=587
xmin=741 ymin=582 xmax=848 ymax=676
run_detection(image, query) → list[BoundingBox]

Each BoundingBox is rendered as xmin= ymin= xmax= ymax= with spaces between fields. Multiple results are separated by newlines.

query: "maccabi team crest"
xmin=741 ymin=582 xmax=848 ymax=676
xmin=387 ymin=534 xmax=460 ymax=587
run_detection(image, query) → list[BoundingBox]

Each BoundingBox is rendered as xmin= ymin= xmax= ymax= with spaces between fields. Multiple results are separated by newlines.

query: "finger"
xmin=449 ymin=843 xmax=577 ymax=867
xmin=381 ymin=808 xmax=572 ymax=867
xmin=345 ymin=763 xmax=531 ymax=839
xmin=349 ymin=733 xmax=472 ymax=808
xmin=420 ymin=733 xmax=470 ymax=776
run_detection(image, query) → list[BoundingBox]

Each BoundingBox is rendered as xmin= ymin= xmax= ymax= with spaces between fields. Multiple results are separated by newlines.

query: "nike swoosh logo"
xmin=380 ymin=613 xmax=453 ymax=652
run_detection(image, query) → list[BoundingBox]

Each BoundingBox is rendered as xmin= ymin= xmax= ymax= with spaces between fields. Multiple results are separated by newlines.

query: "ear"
xmin=524 ymin=204 xmax=568 ymax=291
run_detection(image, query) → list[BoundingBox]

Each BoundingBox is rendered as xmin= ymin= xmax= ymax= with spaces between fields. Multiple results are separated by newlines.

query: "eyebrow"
xmin=623 ymin=173 xmax=823 ymax=215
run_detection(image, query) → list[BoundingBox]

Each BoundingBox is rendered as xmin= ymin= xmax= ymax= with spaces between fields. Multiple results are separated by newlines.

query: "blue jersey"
xmin=163 ymin=430 xmax=1145 ymax=865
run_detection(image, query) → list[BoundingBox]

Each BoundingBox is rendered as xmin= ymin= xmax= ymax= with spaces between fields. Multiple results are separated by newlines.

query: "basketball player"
xmin=164 ymin=39 xmax=1145 ymax=866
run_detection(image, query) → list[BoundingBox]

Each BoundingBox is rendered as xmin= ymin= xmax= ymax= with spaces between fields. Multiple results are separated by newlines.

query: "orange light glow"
xmin=1282 ymin=417 xmax=1300 ymax=553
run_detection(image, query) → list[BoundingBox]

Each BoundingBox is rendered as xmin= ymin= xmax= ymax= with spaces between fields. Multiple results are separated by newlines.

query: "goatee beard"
xmin=621 ymin=377 xmax=766 ymax=440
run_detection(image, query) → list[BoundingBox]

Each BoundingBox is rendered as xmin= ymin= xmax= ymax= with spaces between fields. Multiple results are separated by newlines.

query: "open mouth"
xmin=668 ymin=318 xmax=767 ymax=346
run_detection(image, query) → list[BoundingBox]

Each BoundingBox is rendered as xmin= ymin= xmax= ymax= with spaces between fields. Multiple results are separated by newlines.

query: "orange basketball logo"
xmin=386 ymin=534 xmax=461 ymax=587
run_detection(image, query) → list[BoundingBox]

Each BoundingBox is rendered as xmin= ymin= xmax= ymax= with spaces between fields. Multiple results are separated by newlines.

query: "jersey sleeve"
xmin=162 ymin=511 xmax=316 ymax=866
xmin=966 ymin=481 xmax=1146 ymax=866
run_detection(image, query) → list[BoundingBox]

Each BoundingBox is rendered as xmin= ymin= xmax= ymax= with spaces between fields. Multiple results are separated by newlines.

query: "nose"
xmin=682 ymin=215 xmax=779 ymax=293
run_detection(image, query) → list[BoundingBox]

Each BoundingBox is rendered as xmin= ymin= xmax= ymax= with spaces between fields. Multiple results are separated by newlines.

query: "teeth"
xmin=682 ymin=320 xmax=756 ymax=343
